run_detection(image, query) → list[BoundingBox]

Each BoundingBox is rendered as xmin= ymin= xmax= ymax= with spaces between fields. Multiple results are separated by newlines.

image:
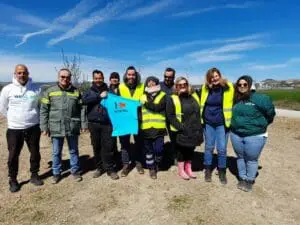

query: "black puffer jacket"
xmin=82 ymin=83 xmax=111 ymax=124
xmin=166 ymin=92 xmax=203 ymax=146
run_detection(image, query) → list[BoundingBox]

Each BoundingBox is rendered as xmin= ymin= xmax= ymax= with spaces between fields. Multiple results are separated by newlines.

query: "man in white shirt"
xmin=0 ymin=64 xmax=43 ymax=193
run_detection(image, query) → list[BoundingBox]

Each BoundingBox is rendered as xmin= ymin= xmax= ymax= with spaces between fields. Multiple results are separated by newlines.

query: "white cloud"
xmin=15 ymin=0 xmax=100 ymax=47
xmin=0 ymin=24 xmax=21 ymax=33
xmin=48 ymin=0 xmax=178 ymax=46
xmin=120 ymin=0 xmax=174 ymax=19
xmin=143 ymin=33 xmax=266 ymax=56
xmin=0 ymin=3 xmax=50 ymax=29
xmin=249 ymin=57 xmax=300 ymax=71
xmin=172 ymin=1 xmax=258 ymax=18
xmin=47 ymin=0 xmax=136 ymax=46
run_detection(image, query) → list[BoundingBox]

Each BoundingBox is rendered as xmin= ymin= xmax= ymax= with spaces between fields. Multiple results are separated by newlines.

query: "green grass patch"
xmin=258 ymin=89 xmax=300 ymax=110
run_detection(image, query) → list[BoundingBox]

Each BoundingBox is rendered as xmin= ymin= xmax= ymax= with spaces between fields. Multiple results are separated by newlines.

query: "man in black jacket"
xmin=82 ymin=70 xmax=119 ymax=180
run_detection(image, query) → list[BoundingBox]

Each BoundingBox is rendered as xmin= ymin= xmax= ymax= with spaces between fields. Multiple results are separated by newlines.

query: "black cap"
xmin=145 ymin=76 xmax=159 ymax=86
xmin=237 ymin=75 xmax=253 ymax=88
xmin=110 ymin=72 xmax=120 ymax=80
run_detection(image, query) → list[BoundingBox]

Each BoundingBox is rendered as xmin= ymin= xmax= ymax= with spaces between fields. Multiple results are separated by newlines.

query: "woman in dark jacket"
xmin=140 ymin=76 xmax=167 ymax=179
xmin=231 ymin=75 xmax=275 ymax=192
xmin=166 ymin=77 xmax=203 ymax=180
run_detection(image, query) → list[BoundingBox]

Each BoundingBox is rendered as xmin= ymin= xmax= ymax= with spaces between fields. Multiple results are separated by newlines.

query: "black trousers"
xmin=88 ymin=122 xmax=116 ymax=172
xmin=176 ymin=143 xmax=195 ymax=162
xmin=119 ymin=133 xmax=143 ymax=165
xmin=6 ymin=124 xmax=41 ymax=178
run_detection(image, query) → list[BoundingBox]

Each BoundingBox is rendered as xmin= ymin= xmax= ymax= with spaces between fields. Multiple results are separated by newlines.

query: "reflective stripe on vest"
xmin=48 ymin=91 xmax=79 ymax=97
xmin=200 ymin=82 xmax=234 ymax=128
xmin=119 ymin=83 xmax=145 ymax=100
xmin=141 ymin=92 xmax=166 ymax=130
xmin=170 ymin=92 xmax=200 ymax=132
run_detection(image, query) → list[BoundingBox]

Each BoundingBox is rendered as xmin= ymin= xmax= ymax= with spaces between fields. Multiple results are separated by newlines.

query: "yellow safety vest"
xmin=141 ymin=92 xmax=166 ymax=130
xmin=170 ymin=92 xmax=200 ymax=132
xmin=200 ymin=82 xmax=234 ymax=128
xmin=119 ymin=83 xmax=145 ymax=100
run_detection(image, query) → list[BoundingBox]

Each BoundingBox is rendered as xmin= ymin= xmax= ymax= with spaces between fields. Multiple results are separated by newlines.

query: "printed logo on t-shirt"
xmin=114 ymin=102 xmax=128 ymax=112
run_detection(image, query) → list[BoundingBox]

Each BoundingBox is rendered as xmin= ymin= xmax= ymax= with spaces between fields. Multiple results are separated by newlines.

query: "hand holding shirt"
xmin=101 ymin=93 xmax=141 ymax=137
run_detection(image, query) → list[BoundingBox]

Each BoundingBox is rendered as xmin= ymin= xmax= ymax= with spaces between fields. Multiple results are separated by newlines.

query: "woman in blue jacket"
xmin=231 ymin=75 xmax=275 ymax=192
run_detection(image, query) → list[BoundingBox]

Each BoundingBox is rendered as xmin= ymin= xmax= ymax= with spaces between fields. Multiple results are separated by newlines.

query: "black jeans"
xmin=119 ymin=133 xmax=143 ymax=165
xmin=6 ymin=124 xmax=41 ymax=178
xmin=88 ymin=122 xmax=116 ymax=172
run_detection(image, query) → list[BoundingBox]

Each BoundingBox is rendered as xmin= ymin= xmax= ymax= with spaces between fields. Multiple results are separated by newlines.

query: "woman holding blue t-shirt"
xmin=230 ymin=75 xmax=275 ymax=192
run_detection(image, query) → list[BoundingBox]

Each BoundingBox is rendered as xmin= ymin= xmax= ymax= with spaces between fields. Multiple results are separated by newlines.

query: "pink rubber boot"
xmin=184 ymin=161 xmax=196 ymax=179
xmin=178 ymin=162 xmax=190 ymax=180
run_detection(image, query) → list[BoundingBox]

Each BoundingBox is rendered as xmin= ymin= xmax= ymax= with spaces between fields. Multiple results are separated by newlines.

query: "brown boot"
xmin=121 ymin=164 xmax=130 ymax=177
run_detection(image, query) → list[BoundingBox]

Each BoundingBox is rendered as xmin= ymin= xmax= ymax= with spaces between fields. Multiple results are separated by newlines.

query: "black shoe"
xmin=237 ymin=179 xmax=246 ymax=190
xmin=149 ymin=169 xmax=157 ymax=179
xmin=219 ymin=168 xmax=227 ymax=184
xmin=243 ymin=180 xmax=254 ymax=192
xmin=30 ymin=173 xmax=44 ymax=186
xmin=9 ymin=178 xmax=20 ymax=193
xmin=108 ymin=172 xmax=119 ymax=180
xmin=204 ymin=167 xmax=212 ymax=182
xmin=72 ymin=172 xmax=83 ymax=182
xmin=136 ymin=162 xmax=144 ymax=174
xmin=51 ymin=175 xmax=61 ymax=184
xmin=121 ymin=164 xmax=130 ymax=177
xmin=93 ymin=168 xmax=105 ymax=178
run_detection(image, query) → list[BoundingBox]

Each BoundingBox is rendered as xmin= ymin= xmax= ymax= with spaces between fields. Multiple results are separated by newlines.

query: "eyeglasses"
xmin=238 ymin=83 xmax=248 ymax=87
xmin=164 ymin=75 xmax=174 ymax=80
xmin=60 ymin=76 xmax=71 ymax=80
xmin=16 ymin=72 xmax=27 ymax=75
xmin=176 ymin=83 xmax=187 ymax=88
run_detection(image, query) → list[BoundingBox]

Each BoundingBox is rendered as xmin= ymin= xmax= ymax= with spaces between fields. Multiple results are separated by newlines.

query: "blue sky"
xmin=0 ymin=0 xmax=300 ymax=83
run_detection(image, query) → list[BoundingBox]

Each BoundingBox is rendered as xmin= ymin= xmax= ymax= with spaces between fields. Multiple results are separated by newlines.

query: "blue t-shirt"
xmin=101 ymin=93 xmax=141 ymax=137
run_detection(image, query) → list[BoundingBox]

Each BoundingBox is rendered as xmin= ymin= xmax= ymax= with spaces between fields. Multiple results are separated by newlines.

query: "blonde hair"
xmin=205 ymin=67 xmax=228 ymax=89
xmin=174 ymin=76 xmax=193 ymax=95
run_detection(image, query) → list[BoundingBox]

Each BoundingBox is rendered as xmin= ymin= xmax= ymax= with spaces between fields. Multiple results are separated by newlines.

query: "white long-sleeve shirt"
xmin=0 ymin=77 xmax=40 ymax=129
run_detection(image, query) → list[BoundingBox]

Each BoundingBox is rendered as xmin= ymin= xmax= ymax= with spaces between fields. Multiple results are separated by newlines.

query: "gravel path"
xmin=276 ymin=108 xmax=300 ymax=118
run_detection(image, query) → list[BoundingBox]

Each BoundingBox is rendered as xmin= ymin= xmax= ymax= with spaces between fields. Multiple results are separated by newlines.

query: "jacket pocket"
xmin=70 ymin=118 xmax=81 ymax=135
xmin=49 ymin=120 xmax=61 ymax=135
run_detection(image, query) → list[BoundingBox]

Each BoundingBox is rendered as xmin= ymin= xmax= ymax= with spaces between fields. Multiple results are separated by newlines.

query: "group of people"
xmin=0 ymin=64 xmax=275 ymax=193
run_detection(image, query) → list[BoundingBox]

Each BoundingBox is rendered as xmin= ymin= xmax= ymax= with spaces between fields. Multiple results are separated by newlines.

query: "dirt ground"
xmin=0 ymin=116 xmax=299 ymax=225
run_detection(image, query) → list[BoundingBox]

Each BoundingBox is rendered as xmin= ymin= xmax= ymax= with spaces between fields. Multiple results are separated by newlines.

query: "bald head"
xmin=14 ymin=64 xmax=29 ymax=85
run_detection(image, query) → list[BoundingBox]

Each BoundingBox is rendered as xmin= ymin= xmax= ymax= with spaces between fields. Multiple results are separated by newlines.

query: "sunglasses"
xmin=16 ymin=72 xmax=28 ymax=75
xmin=176 ymin=83 xmax=188 ymax=88
xmin=238 ymin=83 xmax=248 ymax=87
xmin=164 ymin=75 xmax=174 ymax=79
xmin=60 ymin=76 xmax=71 ymax=80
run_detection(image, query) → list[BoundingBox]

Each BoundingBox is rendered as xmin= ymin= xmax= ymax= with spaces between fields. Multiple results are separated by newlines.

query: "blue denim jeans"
xmin=204 ymin=124 xmax=228 ymax=169
xmin=230 ymin=132 xmax=266 ymax=181
xmin=52 ymin=136 xmax=80 ymax=175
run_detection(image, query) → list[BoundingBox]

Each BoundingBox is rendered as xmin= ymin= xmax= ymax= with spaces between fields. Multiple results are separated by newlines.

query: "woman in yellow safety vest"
xmin=166 ymin=77 xmax=203 ymax=180
xmin=200 ymin=68 xmax=234 ymax=184
xmin=140 ymin=76 xmax=167 ymax=179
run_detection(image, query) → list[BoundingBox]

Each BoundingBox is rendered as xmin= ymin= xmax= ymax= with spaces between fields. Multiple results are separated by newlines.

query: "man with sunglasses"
xmin=0 ymin=64 xmax=43 ymax=192
xmin=160 ymin=68 xmax=177 ymax=165
xmin=160 ymin=68 xmax=176 ymax=96
xmin=40 ymin=68 xmax=87 ymax=184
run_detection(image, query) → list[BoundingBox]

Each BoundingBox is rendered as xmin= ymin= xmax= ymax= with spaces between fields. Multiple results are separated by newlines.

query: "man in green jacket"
xmin=40 ymin=68 xmax=87 ymax=184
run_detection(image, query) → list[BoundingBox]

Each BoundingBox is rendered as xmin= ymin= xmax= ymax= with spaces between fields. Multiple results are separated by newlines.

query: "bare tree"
xmin=59 ymin=49 xmax=83 ymax=86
